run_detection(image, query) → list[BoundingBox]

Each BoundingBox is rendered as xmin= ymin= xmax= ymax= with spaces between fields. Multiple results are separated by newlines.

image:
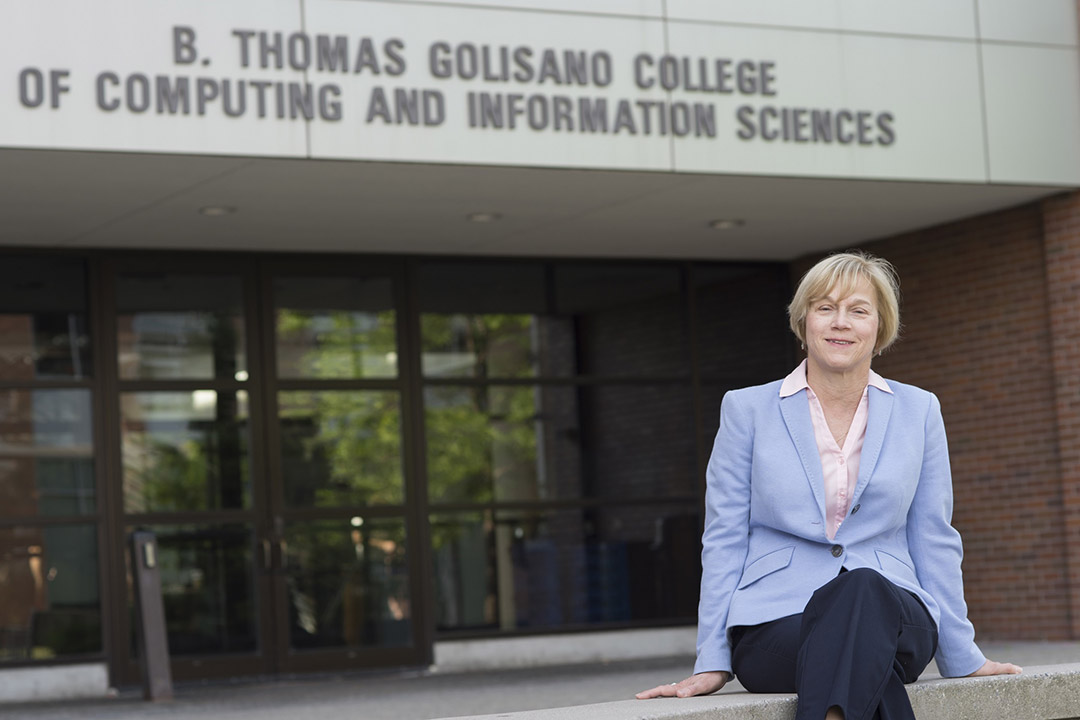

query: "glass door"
xmin=258 ymin=259 xmax=423 ymax=673
xmin=105 ymin=258 xmax=272 ymax=681
xmin=104 ymin=255 xmax=425 ymax=681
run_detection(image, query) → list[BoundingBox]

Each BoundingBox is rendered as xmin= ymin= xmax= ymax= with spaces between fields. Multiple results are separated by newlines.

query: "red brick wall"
xmin=1042 ymin=191 xmax=1080 ymax=639
xmin=796 ymin=199 xmax=1076 ymax=640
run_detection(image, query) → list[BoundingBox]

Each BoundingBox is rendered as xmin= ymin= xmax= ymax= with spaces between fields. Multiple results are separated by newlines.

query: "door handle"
xmin=279 ymin=539 xmax=288 ymax=570
xmin=262 ymin=539 xmax=272 ymax=571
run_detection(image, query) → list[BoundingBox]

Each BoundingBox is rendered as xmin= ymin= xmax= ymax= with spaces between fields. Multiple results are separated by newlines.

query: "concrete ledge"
xmin=439 ymin=664 xmax=1080 ymax=720
xmin=434 ymin=627 xmax=696 ymax=673
xmin=0 ymin=663 xmax=109 ymax=704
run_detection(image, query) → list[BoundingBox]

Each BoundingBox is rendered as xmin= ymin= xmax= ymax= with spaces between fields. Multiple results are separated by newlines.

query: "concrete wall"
xmin=3 ymin=0 xmax=1079 ymax=184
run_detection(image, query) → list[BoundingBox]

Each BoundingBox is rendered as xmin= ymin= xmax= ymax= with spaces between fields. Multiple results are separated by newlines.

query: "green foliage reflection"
xmin=277 ymin=309 xmax=397 ymax=379
xmin=425 ymin=385 xmax=539 ymax=504
xmin=275 ymin=305 xmax=402 ymax=507
xmin=421 ymin=314 xmax=536 ymax=378
xmin=279 ymin=391 xmax=403 ymax=506
xmin=121 ymin=393 xmax=249 ymax=513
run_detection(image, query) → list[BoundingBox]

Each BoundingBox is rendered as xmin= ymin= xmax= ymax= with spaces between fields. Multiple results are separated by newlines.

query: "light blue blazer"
xmin=693 ymin=376 xmax=987 ymax=679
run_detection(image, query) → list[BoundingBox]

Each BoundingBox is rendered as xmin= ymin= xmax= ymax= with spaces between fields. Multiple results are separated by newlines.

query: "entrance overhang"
xmin=0 ymin=148 xmax=1064 ymax=261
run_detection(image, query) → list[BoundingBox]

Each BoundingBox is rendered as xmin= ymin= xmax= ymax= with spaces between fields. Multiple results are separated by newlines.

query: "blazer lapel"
xmin=851 ymin=386 xmax=895 ymax=507
xmin=779 ymin=391 xmax=828 ymax=529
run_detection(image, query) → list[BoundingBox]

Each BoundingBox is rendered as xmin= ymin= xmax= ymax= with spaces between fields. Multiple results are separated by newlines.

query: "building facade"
xmin=2 ymin=0 xmax=1079 ymax=698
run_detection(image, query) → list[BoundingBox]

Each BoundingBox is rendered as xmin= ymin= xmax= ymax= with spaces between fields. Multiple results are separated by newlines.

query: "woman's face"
xmin=804 ymin=277 xmax=880 ymax=376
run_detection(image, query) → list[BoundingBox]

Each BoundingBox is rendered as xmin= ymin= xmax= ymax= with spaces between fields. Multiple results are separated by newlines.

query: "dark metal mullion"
xmin=120 ymin=509 xmax=258 ymax=526
xmin=115 ymin=379 xmax=251 ymax=393
xmin=427 ymin=496 xmax=701 ymax=515
xmin=437 ymin=615 xmax=696 ymax=642
xmin=274 ymin=378 xmax=404 ymax=392
xmin=259 ymin=255 xmax=403 ymax=280
xmin=401 ymin=257 xmax=436 ymax=667
xmin=276 ymin=504 xmax=410 ymax=522
xmin=242 ymin=257 xmax=275 ymax=672
xmin=254 ymin=256 xmax=292 ymax=673
xmin=0 ymin=514 xmax=103 ymax=528
xmin=0 ymin=379 xmax=94 ymax=390
xmin=94 ymin=254 xmax=135 ymax=686
xmin=421 ymin=375 xmax=692 ymax=387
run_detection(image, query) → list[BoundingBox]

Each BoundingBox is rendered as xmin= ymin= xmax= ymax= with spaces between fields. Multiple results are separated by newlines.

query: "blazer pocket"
xmin=875 ymin=549 xmax=917 ymax=584
xmin=737 ymin=545 xmax=795 ymax=589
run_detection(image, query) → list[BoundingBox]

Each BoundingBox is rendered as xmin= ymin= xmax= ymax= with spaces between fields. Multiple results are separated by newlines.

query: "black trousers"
xmin=730 ymin=568 xmax=938 ymax=720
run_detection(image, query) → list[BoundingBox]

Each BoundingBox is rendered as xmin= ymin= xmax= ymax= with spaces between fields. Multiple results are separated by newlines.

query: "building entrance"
xmin=104 ymin=256 xmax=424 ymax=683
xmin=1 ymin=250 xmax=794 ymax=687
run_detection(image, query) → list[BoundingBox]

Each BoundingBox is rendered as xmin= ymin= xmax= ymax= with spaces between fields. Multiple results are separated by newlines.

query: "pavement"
xmin=3 ymin=642 xmax=1080 ymax=720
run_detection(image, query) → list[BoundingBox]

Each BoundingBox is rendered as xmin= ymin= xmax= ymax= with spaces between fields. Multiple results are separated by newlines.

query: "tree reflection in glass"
xmin=276 ymin=309 xmax=397 ymax=379
xmin=421 ymin=314 xmax=537 ymax=379
xmin=424 ymin=386 xmax=540 ymax=504
xmin=120 ymin=392 xmax=250 ymax=513
xmin=279 ymin=391 xmax=403 ymax=507
xmin=274 ymin=277 xmax=397 ymax=379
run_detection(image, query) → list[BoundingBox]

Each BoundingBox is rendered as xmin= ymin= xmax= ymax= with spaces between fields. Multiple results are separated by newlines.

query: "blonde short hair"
xmin=788 ymin=251 xmax=901 ymax=355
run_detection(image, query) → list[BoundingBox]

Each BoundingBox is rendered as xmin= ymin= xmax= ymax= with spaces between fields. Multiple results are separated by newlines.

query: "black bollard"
xmin=129 ymin=530 xmax=174 ymax=701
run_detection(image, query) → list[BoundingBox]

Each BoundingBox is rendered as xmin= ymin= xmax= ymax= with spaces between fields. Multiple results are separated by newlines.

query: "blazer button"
xmin=831 ymin=545 xmax=843 ymax=558
xmin=850 ymin=504 xmax=860 ymax=515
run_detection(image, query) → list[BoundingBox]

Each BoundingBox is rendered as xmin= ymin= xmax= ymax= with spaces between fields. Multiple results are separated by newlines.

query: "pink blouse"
xmin=779 ymin=360 xmax=893 ymax=540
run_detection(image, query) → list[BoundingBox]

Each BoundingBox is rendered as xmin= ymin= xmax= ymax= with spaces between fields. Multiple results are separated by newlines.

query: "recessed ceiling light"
xmin=467 ymin=212 xmax=502 ymax=223
xmin=708 ymin=218 xmax=745 ymax=230
xmin=199 ymin=206 xmax=237 ymax=217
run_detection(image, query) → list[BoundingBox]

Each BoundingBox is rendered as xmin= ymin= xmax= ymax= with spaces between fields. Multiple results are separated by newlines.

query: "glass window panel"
xmin=129 ymin=524 xmax=256 ymax=656
xmin=581 ymin=385 xmax=697 ymax=499
xmin=431 ymin=505 xmax=700 ymax=633
xmin=121 ymin=391 xmax=250 ymax=513
xmin=425 ymin=385 xmax=586 ymax=503
xmin=0 ymin=257 xmax=90 ymax=380
xmin=425 ymin=384 xmax=693 ymax=504
xmin=275 ymin=277 xmax=397 ymax=379
xmin=424 ymin=386 xmax=549 ymax=504
xmin=279 ymin=391 xmax=403 ymax=507
xmin=430 ymin=512 xmax=493 ymax=631
xmin=0 ymin=389 xmax=95 ymax=517
xmin=694 ymin=264 xmax=794 ymax=382
xmin=284 ymin=518 xmax=410 ymax=650
xmin=421 ymin=314 xmax=540 ymax=378
xmin=116 ymin=274 xmax=246 ymax=380
xmin=0 ymin=524 xmax=102 ymax=662
xmin=417 ymin=262 xmax=568 ymax=379
xmin=554 ymin=264 xmax=687 ymax=376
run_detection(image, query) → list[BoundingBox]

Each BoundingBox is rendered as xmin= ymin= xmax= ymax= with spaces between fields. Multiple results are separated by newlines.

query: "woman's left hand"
xmin=967 ymin=659 xmax=1023 ymax=676
xmin=636 ymin=671 xmax=731 ymax=699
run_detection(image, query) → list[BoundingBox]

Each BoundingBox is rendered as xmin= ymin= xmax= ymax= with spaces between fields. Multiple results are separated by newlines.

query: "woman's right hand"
xmin=635 ymin=670 xmax=732 ymax=699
